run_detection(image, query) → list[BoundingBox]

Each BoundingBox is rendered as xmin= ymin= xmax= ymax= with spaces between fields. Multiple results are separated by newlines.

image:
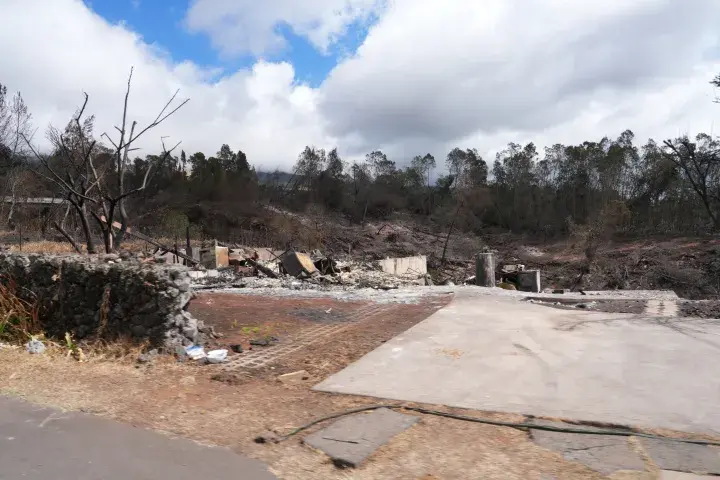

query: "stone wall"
xmin=0 ymin=253 xmax=210 ymax=349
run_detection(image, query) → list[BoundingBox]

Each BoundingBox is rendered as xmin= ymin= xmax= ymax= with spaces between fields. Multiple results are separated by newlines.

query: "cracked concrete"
xmin=529 ymin=420 xmax=645 ymax=475
xmin=641 ymin=438 xmax=720 ymax=475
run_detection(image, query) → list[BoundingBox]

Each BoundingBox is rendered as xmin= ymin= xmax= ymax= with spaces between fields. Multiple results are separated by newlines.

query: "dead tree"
xmin=663 ymin=135 xmax=720 ymax=231
xmin=95 ymin=67 xmax=188 ymax=252
xmin=440 ymin=200 xmax=463 ymax=265
xmin=23 ymin=102 xmax=102 ymax=253
xmin=24 ymin=68 xmax=188 ymax=253
xmin=53 ymin=203 xmax=81 ymax=253
xmin=0 ymin=89 xmax=33 ymax=229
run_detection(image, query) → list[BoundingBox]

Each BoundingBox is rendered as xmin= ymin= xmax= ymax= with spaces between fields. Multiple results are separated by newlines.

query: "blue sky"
xmin=86 ymin=0 xmax=369 ymax=87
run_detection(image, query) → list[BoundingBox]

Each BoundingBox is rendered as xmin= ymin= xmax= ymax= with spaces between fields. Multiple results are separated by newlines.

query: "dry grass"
xmin=77 ymin=337 xmax=148 ymax=362
xmin=0 ymin=277 xmax=40 ymax=343
xmin=0 ymin=347 xmax=620 ymax=480
xmin=7 ymin=240 xmax=81 ymax=254
xmin=5 ymin=238 xmax=205 ymax=255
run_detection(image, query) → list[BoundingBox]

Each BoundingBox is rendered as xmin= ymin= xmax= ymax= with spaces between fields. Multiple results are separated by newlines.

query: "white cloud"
xmin=184 ymin=0 xmax=385 ymax=57
xmin=319 ymin=0 xmax=720 ymax=158
xmin=2 ymin=0 xmax=720 ymax=176
xmin=0 ymin=0 xmax=331 ymax=171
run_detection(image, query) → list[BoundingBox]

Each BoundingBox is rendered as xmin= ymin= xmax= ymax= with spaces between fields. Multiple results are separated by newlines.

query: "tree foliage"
xmin=5 ymin=72 xmax=720 ymax=250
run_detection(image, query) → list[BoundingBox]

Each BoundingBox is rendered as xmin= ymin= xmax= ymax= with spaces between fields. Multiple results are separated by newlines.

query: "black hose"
xmin=261 ymin=404 xmax=720 ymax=447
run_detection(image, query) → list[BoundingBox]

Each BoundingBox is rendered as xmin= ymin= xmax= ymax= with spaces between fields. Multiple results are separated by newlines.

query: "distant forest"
xmin=2 ymin=73 xmax=720 ymax=253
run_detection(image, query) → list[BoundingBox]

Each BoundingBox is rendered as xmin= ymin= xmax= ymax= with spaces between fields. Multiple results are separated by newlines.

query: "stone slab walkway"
xmin=303 ymin=408 xmax=419 ymax=468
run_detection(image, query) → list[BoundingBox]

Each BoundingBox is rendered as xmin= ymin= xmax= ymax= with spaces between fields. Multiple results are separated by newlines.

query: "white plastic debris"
xmin=206 ymin=349 xmax=228 ymax=364
xmin=25 ymin=339 xmax=46 ymax=354
xmin=185 ymin=345 xmax=206 ymax=360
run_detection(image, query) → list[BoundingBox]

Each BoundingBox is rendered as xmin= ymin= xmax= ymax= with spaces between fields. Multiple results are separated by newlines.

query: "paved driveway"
xmin=0 ymin=396 xmax=276 ymax=480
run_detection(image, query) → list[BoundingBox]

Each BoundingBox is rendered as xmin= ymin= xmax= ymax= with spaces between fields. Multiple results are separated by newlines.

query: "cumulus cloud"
xmin=185 ymin=0 xmax=386 ymax=57
xmin=0 ymin=0 xmax=332 ymax=171
xmin=320 ymin=0 xmax=720 ymax=156
xmin=2 ymin=0 xmax=720 ymax=173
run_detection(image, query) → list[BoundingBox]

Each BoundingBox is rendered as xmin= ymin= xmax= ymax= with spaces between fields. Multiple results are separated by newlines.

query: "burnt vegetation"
xmin=2 ymin=72 xmax=720 ymax=297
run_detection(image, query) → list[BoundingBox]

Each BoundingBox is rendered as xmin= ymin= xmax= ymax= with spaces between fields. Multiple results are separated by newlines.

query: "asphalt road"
xmin=0 ymin=396 xmax=276 ymax=479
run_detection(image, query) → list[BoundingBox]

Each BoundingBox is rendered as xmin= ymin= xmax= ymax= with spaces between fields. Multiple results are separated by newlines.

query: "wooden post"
xmin=475 ymin=252 xmax=495 ymax=287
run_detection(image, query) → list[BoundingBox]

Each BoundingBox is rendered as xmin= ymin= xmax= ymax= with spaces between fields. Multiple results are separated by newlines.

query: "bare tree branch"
xmin=53 ymin=221 xmax=81 ymax=253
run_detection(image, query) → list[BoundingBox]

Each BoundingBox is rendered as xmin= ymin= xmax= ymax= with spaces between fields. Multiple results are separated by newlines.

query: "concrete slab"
xmin=641 ymin=438 xmax=720 ymax=475
xmin=530 ymin=421 xmax=644 ymax=475
xmin=303 ymin=408 xmax=419 ymax=468
xmin=315 ymin=290 xmax=720 ymax=434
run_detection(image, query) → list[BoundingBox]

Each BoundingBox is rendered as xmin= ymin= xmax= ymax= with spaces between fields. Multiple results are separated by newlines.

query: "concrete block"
xmin=517 ymin=270 xmax=541 ymax=293
xmin=378 ymin=255 xmax=427 ymax=276
xmin=642 ymin=439 xmax=720 ymax=475
xmin=303 ymin=408 xmax=418 ymax=468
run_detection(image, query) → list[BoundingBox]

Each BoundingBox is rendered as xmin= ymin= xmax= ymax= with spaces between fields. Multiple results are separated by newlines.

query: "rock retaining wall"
xmin=0 ymin=253 xmax=209 ymax=349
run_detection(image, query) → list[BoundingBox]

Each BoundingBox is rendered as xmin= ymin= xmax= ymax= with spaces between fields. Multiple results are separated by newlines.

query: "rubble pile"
xmin=189 ymin=248 xmax=429 ymax=291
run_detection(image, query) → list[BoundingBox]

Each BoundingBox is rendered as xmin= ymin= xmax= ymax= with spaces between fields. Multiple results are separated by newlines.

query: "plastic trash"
xmin=25 ymin=339 xmax=46 ymax=354
xmin=185 ymin=345 xmax=206 ymax=360
xmin=206 ymin=349 xmax=228 ymax=364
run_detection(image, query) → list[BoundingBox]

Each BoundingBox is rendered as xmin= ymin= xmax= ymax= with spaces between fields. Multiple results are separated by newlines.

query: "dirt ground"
xmin=0 ymin=292 xmax=660 ymax=480
xmin=679 ymin=300 xmax=720 ymax=318
xmin=190 ymin=294 xmax=378 ymax=355
xmin=504 ymin=236 xmax=720 ymax=300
